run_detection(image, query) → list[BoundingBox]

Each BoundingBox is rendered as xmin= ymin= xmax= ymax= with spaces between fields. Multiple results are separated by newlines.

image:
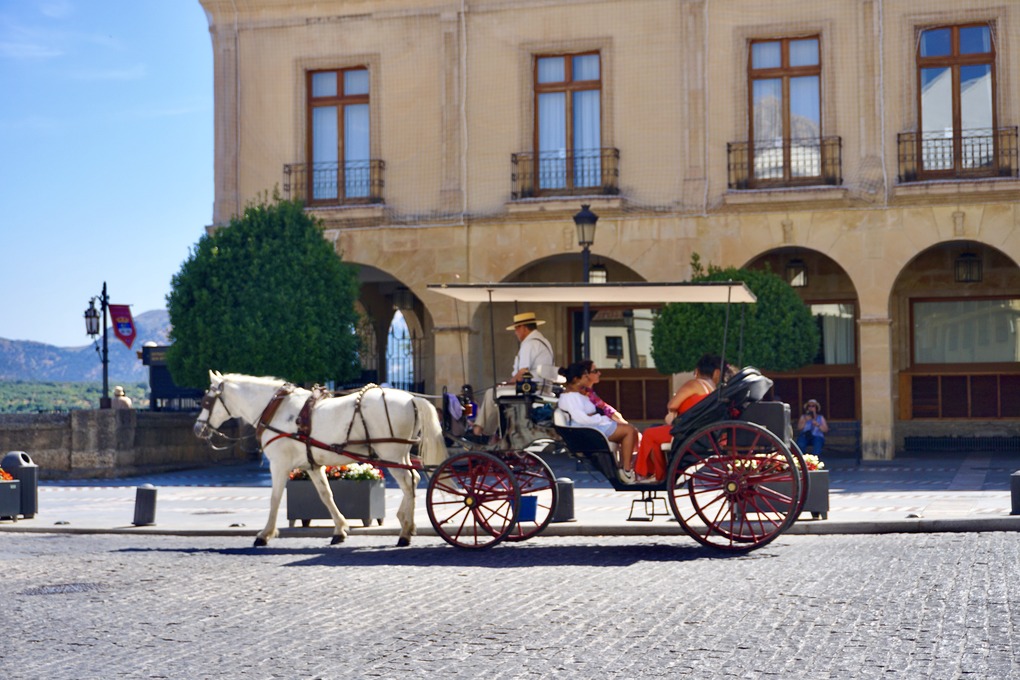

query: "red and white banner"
xmin=108 ymin=304 xmax=136 ymax=349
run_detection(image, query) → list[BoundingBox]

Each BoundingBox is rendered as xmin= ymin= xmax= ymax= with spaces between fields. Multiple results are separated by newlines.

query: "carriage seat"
xmin=552 ymin=408 xmax=619 ymax=456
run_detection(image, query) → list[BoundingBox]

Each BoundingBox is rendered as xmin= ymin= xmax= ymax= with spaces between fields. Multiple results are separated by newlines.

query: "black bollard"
xmin=550 ymin=477 xmax=576 ymax=523
xmin=1011 ymin=471 xmax=1020 ymax=516
xmin=133 ymin=485 xmax=157 ymax=526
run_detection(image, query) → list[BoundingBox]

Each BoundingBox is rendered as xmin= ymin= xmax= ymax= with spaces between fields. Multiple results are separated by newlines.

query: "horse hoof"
xmin=330 ymin=534 xmax=346 ymax=545
xmin=396 ymin=536 xmax=411 ymax=547
xmin=253 ymin=537 xmax=267 ymax=547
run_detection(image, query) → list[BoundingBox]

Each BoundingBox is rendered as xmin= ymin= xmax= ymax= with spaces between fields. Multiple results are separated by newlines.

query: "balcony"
xmin=283 ymin=160 xmax=385 ymax=205
xmin=897 ymin=127 xmax=1018 ymax=183
xmin=727 ymin=137 xmax=842 ymax=190
xmin=511 ymin=148 xmax=620 ymax=200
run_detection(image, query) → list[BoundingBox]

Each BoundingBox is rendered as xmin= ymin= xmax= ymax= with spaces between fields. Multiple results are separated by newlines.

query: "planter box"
xmin=760 ymin=469 xmax=829 ymax=520
xmin=0 ymin=480 xmax=21 ymax=520
xmin=286 ymin=478 xmax=385 ymax=528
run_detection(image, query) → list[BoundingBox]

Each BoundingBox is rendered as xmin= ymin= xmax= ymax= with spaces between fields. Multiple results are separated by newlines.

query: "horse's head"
xmin=193 ymin=370 xmax=236 ymax=449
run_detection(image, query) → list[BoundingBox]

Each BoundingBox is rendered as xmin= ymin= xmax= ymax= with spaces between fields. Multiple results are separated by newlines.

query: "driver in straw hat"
xmin=470 ymin=311 xmax=555 ymax=441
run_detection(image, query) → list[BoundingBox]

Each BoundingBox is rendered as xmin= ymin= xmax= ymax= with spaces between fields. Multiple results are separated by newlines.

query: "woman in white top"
xmin=557 ymin=362 xmax=641 ymax=484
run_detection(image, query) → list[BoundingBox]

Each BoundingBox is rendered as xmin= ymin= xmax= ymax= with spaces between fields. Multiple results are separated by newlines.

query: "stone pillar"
xmin=208 ymin=16 xmax=240 ymax=225
xmin=858 ymin=315 xmax=894 ymax=460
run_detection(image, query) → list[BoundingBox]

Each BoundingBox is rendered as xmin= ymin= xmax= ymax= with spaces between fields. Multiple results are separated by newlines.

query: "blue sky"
xmin=0 ymin=1 xmax=212 ymax=348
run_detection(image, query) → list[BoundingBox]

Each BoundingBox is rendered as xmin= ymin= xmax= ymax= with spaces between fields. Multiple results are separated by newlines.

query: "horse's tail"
xmin=413 ymin=396 xmax=448 ymax=467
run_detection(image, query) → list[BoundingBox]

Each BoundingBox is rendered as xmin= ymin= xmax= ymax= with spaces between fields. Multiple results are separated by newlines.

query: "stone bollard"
xmin=1011 ymin=471 xmax=1020 ymax=516
xmin=550 ymin=477 xmax=576 ymax=523
xmin=133 ymin=484 xmax=157 ymax=526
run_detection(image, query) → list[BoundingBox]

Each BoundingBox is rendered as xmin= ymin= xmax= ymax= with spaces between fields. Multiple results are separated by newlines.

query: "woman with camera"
xmin=796 ymin=398 xmax=829 ymax=455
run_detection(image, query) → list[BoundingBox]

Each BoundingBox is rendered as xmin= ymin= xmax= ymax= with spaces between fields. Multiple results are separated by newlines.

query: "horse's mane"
xmin=221 ymin=373 xmax=288 ymax=388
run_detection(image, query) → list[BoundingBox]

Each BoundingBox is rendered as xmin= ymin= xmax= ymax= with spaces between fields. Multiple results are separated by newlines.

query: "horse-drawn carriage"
xmin=193 ymin=282 xmax=808 ymax=553
xmin=424 ymin=282 xmax=808 ymax=552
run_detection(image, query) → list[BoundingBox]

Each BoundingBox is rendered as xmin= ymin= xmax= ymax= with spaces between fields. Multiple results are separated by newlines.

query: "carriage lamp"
xmin=393 ymin=286 xmax=414 ymax=311
xmin=83 ymin=282 xmax=111 ymax=409
xmin=786 ymin=258 xmax=808 ymax=288
xmin=589 ymin=262 xmax=608 ymax=284
xmin=954 ymin=252 xmax=982 ymax=283
xmin=574 ymin=204 xmax=599 ymax=360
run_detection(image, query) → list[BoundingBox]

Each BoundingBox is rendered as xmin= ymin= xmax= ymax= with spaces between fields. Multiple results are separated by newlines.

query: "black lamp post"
xmin=84 ymin=282 xmax=111 ymax=409
xmin=573 ymin=204 xmax=599 ymax=359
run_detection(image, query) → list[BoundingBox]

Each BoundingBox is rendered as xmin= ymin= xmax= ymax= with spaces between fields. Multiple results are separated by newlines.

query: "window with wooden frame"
xmin=307 ymin=67 xmax=373 ymax=204
xmin=915 ymin=23 xmax=997 ymax=178
xmin=748 ymin=36 xmax=822 ymax=185
xmin=534 ymin=52 xmax=602 ymax=193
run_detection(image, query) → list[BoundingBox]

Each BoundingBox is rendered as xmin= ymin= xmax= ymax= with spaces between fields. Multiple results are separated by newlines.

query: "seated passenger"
xmin=634 ymin=353 xmax=722 ymax=482
xmin=580 ymin=360 xmax=629 ymax=426
xmin=557 ymin=361 xmax=642 ymax=484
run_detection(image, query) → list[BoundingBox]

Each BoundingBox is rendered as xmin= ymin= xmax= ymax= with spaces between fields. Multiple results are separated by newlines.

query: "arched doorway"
xmin=892 ymin=241 xmax=1020 ymax=448
xmin=746 ymin=249 xmax=861 ymax=432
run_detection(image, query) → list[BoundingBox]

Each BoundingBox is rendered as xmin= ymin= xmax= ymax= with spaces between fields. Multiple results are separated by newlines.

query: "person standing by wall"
xmin=112 ymin=386 xmax=133 ymax=410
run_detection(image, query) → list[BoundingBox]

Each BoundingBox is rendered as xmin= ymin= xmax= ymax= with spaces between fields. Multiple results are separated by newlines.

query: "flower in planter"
xmin=0 ymin=468 xmax=12 ymax=481
xmin=289 ymin=463 xmax=384 ymax=481
xmin=802 ymin=454 xmax=825 ymax=471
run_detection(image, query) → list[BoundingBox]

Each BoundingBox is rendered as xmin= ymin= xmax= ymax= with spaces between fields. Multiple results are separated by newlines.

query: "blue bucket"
xmin=518 ymin=495 xmax=538 ymax=523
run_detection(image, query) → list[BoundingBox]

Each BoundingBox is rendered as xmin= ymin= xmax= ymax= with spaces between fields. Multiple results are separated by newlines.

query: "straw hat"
xmin=113 ymin=386 xmax=126 ymax=397
xmin=506 ymin=312 xmax=546 ymax=330
xmin=804 ymin=398 xmax=821 ymax=410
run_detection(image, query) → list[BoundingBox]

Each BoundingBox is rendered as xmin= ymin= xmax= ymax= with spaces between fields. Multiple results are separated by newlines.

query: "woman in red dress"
xmin=634 ymin=354 xmax=722 ymax=481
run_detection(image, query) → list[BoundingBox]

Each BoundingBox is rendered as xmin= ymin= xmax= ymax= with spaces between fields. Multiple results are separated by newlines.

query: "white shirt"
xmin=512 ymin=329 xmax=553 ymax=377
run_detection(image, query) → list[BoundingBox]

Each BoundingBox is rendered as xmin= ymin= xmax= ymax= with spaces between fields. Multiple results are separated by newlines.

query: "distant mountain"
xmin=0 ymin=310 xmax=171 ymax=382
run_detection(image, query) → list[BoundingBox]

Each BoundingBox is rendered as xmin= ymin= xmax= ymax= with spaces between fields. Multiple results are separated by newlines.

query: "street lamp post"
xmin=573 ymin=204 xmax=599 ymax=360
xmin=84 ymin=282 xmax=111 ymax=409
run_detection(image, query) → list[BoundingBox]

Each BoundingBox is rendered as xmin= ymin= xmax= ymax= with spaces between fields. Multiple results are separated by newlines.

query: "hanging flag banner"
xmin=108 ymin=304 xmax=137 ymax=349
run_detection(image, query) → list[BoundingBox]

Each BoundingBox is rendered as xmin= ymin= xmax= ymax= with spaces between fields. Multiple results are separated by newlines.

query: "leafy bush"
xmin=651 ymin=255 xmax=819 ymax=374
xmin=167 ymin=196 xmax=361 ymax=388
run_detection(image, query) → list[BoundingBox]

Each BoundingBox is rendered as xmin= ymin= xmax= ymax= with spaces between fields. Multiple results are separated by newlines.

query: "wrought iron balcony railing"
xmin=727 ymin=137 xmax=842 ymax=190
xmin=511 ymin=148 xmax=620 ymax=200
xmin=283 ymin=160 xmax=385 ymax=205
xmin=897 ymin=127 xmax=1018 ymax=183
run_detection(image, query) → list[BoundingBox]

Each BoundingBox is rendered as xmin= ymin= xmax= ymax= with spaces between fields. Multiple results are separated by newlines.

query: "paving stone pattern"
xmin=2 ymin=532 xmax=1018 ymax=679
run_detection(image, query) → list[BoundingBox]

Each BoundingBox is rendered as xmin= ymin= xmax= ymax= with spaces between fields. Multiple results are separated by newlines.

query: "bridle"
xmin=194 ymin=383 xmax=248 ymax=451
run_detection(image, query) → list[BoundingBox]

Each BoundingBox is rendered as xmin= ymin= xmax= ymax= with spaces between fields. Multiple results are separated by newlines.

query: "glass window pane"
xmin=789 ymin=39 xmax=819 ymax=67
xmin=537 ymin=92 xmax=566 ymax=189
xmin=312 ymin=71 xmax=337 ymax=98
xmin=344 ymin=103 xmax=370 ymax=198
xmin=961 ymin=64 xmax=993 ymax=168
xmin=919 ymin=66 xmax=953 ymax=172
xmin=537 ymin=57 xmax=564 ymax=83
xmin=790 ymin=76 xmax=820 ymax=177
xmin=573 ymin=90 xmax=601 ymax=187
xmin=960 ymin=25 xmax=991 ymax=54
xmin=312 ymin=106 xmax=338 ymax=200
xmin=811 ymin=304 xmax=855 ymax=365
xmin=751 ymin=41 xmax=781 ymax=69
xmin=919 ymin=28 xmax=952 ymax=57
xmin=752 ymin=78 xmax=783 ymax=180
xmin=572 ymin=54 xmax=600 ymax=81
xmin=914 ymin=299 xmax=1020 ymax=363
xmin=344 ymin=69 xmax=369 ymax=95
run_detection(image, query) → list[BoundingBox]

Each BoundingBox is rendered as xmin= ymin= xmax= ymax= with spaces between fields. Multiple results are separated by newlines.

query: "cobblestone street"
xmin=2 ymin=532 xmax=1018 ymax=678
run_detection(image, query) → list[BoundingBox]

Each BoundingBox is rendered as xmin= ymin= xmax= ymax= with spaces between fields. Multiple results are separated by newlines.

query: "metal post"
xmin=100 ymin=282 xmax=111 ymax=409
xmin=582 ymin=244 xmax=591 ymax=360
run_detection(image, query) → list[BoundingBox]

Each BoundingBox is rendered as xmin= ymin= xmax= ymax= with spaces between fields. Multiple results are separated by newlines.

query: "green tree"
xmin=166 ymin=197 xmax=361 ymax=388
xmin=651 ymin=254 xmax=819 ymax=373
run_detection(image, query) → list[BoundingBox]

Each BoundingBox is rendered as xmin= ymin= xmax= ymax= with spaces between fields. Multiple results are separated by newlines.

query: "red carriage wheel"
xmin=666 ymin=420 xmax=801 ymax=551
xmin=426 ymin=451 xmax=520 ymax=549
xmin=500 ymin=450 xmax=558 ymax=542
xmin=787 ymin=440 xmax=809 ymax=524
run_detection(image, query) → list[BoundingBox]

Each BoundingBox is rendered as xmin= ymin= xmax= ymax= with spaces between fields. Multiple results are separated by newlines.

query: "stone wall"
xmin=0 ymin=411 xmax=249 ymax=479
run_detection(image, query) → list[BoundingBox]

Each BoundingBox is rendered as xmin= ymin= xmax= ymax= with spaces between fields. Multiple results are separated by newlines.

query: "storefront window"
xmin=913 ymin=299 xmax=1020 ymax=364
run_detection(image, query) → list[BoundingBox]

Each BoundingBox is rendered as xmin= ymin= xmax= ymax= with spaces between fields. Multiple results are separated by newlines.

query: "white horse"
xmin=193 ymin=371 xmax=447 ymax=547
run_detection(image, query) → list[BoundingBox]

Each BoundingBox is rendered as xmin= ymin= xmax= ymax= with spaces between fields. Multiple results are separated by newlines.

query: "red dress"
xmin=634 ymin=389 xmax=711 ymax=481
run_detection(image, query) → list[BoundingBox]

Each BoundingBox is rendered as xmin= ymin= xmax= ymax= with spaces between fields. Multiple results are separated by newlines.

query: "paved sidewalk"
xmin=1 ymin=451 xmax=1018 ymax=539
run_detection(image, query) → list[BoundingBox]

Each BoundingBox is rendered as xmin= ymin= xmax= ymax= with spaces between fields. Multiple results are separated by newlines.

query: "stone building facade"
xmin=198 ymin=0 xmax=1020 ymax=459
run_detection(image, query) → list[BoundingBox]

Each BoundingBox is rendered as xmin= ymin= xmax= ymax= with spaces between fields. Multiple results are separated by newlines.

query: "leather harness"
xmin=256 ymin=383 xmax=422 ymax=470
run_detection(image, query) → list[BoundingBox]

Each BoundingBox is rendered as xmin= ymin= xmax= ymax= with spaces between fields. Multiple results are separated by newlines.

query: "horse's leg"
xmin=307 ymin=465 xmax=350 ymax=545
xmin=390 ymin=467 xmax=420 ymax=547
xmin=255 ymin=455 xmax=289 ymax=547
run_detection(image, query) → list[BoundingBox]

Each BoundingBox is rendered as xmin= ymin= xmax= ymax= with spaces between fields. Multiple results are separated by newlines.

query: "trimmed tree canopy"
xmin=651 ymin=262 xmax=819 ymax=374
xmin=166 ymin=198 xmax=361 ymax=388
